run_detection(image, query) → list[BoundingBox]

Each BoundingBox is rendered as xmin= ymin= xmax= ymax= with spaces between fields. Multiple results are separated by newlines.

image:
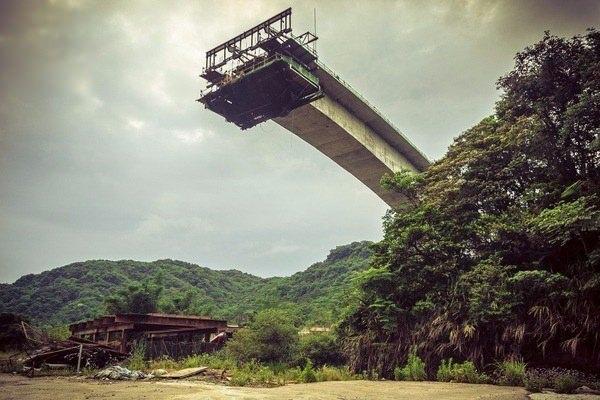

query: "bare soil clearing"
xmin=0 ymin=374 xmax=533 ymax=400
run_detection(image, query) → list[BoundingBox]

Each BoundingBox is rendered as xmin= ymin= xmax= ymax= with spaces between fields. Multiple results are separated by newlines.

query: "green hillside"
xmin=0 ymin=241 xmax=373 ymax=326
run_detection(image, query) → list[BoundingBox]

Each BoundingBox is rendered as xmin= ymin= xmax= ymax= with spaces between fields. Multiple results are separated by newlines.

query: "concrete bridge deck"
xmin=275 ymin=61 xmax=429 ymax=207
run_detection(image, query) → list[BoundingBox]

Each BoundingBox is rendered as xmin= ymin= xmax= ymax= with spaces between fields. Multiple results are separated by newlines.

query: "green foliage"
xmin=44 ymin=324 xmax=71 ymax=341
xmin=524 ymin=372 xmax=546 ymax=393
xmin=127 ymin=341 xmax=147 ymax=371
xmin=298 ymin=333 xmax=345 ymax=367
xmin=229 ymin=361 xmax=280 ymax=387
xmin=314 ymin=365 xmax=355 ymax=382
xmin=225 ymin=309 xmax=299 ymax=364
xmin=145 ymin=352 xmax=357 ymax=387
xmin=105 ymin=276 xmax=163 ymax=314
xmin=300 ymin=360 xmax=317 ymax=383
xmin=496 ymin=360 xmax=526 ymax=386
xmin=394 ymin=348 xmax=427 ymax=381
xmin=181 ymin=352 xmax=236 ymax=370
xmin=554 ymin=374 xmax=579 ymax=394
xmin=380 ymin=170 xmax=424 ymax=204
xmin=0 ymin=242 xmax=374 ymax=327
xmin=340 ymin=29 xmax=600 ymax=376
xmin=436 ymin=359 xmax=488 ymax=384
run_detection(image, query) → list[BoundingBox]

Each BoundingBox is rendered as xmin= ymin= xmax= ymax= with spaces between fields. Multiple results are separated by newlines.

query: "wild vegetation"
xmin=1 ymin=29 xmax=599 ymax=391
xmin=339 ymin=29 xmax=600 ymax=377
xmin=0 ymin=241 xmax=373 ymax=326
xmin=121 ymin=309 xmax=353 ymax=387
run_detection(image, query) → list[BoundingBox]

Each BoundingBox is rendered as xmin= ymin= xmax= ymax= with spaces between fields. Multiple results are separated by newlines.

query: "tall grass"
xmin=496 ymin=360 xmax=526 ymax=386
xmin=394 ymin=348 xmax=427 ymax=381
xmin=127 ymin=341 xmax=147 ymax=371
xmin=145 ymin=352 xmax=360 ymax=387
xmin=436 ymin=359 xmax=488 ymax=383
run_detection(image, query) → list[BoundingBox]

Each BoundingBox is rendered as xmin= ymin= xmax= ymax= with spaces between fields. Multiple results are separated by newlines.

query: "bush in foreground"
xmin=146 ymin=352 xmax=359 ymax=387
xmin=225 ymin=309 xmax=298 ymax=364
xmin=436 ymin=359 xmax=488 ymax=384
xmin=394 ymin=348 xmax=426 ymax=381
xmin=298 ymin=332 xmax=345 ymax=367
xmin=496 ymin=360 xmax=526 ymax=386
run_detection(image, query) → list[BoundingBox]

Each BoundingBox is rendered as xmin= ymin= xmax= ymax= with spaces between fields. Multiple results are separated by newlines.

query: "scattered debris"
xmin=150 ymin=368 xmax=168 ymax=377
xmin=22 ymin=337 xmax=127 ymax=374
xmin=8 ymin=322 xmax=128 ymax=376
xmin=576 ymin=386 xmax=600 ymax=395
xmin=200 ymin=368 xmax=231 ymax=383
xmin=93 ymin=365 xmax=149 ymax=380
xmin=162 ymin=366 xmax=207 ymax=379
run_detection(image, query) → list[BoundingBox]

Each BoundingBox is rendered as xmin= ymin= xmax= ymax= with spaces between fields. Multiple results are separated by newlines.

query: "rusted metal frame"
xmin=114 ymin=314 xmax=227 ymax=328
xmin=294 ymin=31 xmax=318 ymax=47
xmin=205 ymin=8 xmax=292 ymax=71
xmin=73 ymin=323 xmax=134 ymax=336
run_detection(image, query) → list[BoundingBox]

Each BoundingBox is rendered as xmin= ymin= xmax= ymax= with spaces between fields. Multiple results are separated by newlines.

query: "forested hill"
xmin=0 ymin=241 xmax=373 ymax=326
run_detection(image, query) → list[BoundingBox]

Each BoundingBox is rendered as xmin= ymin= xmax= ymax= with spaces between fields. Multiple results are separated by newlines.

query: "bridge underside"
xmin=275 ymin=96 xmax=413 ymax=207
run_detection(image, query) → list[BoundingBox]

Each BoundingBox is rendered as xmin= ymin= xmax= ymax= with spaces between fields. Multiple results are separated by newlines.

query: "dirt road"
xmin=0 ymin=374 xmax=532 ymax=400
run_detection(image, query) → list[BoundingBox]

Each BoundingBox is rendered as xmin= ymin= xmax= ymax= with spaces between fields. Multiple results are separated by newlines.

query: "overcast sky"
xmin=0 ymin=0 xmax=598 ymax=283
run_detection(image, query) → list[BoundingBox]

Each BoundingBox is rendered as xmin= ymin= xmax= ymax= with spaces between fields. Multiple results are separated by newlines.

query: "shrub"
xmin=524 ymin=375 xmax=545 ymax=393
xmin=496 ymin=360 xmax=526 ymax=386
xmin=524 ymin=368 xmax=598 ymax=393
xmin=127 ymin=341 xmax=147 ymax=371
xmin=300 ymin=360 xmax=317 ymax=383
xmin=298 ymin=332 xmax=345 ymax=367
xmin=554 ymin=373 xmax=579 ymax=394
xmin=394 ymin=348 xmax=426 ymax=381
xmin=280 ymin=366 xmax=302 ymax=383
xmin=436 ymin=359 xmax=487 ymax=383
xmin=524 ymin=369 xmax=549 ymax=392
xmin=147 ymin=356 xmax=179 ymax=371
xmin=393 ymin=366 xmax=404 ymax=381
xmin=226 ymin=309 xmax=298 ymax=364
xmin=45 ymin=325 xmax=71 ymax=341
xmin=315 ymin=365 xmax=355 ymax=382
xmin=230 ymin=369 xmax=252 ymax=386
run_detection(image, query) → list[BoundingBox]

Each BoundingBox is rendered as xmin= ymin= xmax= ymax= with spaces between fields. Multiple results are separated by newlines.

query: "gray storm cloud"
xmin=0 ymin=0 xmax=598 ymax=282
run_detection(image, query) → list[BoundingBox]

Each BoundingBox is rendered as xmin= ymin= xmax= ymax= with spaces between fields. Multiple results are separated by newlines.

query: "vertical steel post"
xmin=76 ymin=344 xmax=83 ymax=373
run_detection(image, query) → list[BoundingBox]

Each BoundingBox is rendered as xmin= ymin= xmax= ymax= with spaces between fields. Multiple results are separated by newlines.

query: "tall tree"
xmin=340 ymin=29 xmax=600 ymax=376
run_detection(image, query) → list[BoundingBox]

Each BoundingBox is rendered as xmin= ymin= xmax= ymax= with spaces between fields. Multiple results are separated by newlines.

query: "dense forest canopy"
xmin=339 ymin=30 xmax=600 ymax=375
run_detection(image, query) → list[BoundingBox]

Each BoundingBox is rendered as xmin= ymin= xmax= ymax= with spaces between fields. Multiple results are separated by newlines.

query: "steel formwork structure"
xmin=198 ymin=8 xmax=321 ymax=129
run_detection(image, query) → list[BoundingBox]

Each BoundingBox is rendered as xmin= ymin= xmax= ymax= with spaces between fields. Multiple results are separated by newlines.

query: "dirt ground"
xmin=2 ymin=374 xmax=600 ymax=400
xmin=0 ymin=373 xmax=533 ymax=400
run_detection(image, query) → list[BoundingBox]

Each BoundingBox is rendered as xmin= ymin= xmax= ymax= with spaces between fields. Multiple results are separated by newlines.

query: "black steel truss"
xmin=205 ymin=8 xmax=292 ymax=71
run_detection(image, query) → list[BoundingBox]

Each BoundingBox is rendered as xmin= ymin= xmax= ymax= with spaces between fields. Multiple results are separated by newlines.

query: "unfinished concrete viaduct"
xmin=198 ymin=9 xmax=429 ymax=207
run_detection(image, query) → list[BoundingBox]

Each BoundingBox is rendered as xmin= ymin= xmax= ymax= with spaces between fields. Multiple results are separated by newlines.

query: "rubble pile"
xmin=26 ymin=338 xmax=127 ymax=368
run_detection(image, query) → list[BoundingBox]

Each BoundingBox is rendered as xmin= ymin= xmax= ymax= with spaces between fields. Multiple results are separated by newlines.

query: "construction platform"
xmin=200 ymin=54 xmax=322 ymax=130
xmin=198 ymin=8 xmax=430 ymax=207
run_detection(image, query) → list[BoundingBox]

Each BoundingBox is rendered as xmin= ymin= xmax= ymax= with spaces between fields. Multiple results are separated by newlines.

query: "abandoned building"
xmin=69 ymin=313 xmax=236 ymax=359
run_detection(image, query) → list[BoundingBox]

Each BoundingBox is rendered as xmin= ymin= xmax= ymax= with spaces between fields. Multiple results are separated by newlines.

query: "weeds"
xmin=554 ymin=373 xmax=579 ymax=394
xmin=126 ymin=341 xmax=146 ymax=371
xmin=496 ymin=360 xmax=526 ymax=386
xmin=436 ymin=359 xmax=488 ymax=384
xmin=300 ymin=360 xmax=317 ymax=383
xmin=145 ymin=352 xmax=359 ymax=387
xmin=394 ymin=348 xmax=427 ymax=381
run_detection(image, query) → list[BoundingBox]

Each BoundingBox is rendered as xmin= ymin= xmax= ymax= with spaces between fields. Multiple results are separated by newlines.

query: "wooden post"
xmin=76 ymin=344 xmax=83 ymax=374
